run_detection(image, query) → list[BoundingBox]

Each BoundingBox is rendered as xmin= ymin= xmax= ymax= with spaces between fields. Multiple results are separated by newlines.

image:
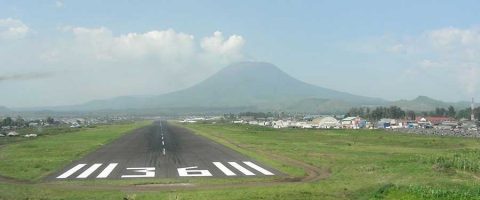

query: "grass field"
xmin=0 ymin=121 xmax=151 ymax=181
xmin=179 ymin=123 xmax=480 ymax=199
xmin=1 ymin=122 xmax=480 ymax=199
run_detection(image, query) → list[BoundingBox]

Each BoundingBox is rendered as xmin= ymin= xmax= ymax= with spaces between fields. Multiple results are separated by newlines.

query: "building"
xmin=416 ymin=116 xmax=452 ymax=125
xmin=311 ymin=117 xmax=339 ymax=129
xmin=7 ymin=131 xmax=19 ymax=136
xmin=342 ymin=117 xmax=366 ymax=129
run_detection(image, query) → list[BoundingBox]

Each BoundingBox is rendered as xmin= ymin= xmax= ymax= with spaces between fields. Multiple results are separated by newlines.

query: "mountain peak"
xmin=67 ymin=62 xmax=386 ymax=113
xmin=413 ymin=96 xmax=438 ymax=102
xmin=215 ymin=61 xmax=286 ymax=79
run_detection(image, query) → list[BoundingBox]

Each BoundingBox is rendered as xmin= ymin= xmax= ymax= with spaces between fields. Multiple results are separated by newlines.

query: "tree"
xmin=1 ymin=117 xmax=13 ymax=126
xmin=435 ymin=107 xmax=447 ymax=116
xmin=46 ymin=116 xmax=55 ymax=124
xmin=15 ymin=116 xmax=26 ymax=127
xmin=406 ymin=110 xmax=416 ymax=120
xmin=447 ymin=106 xmax=456 ymax=118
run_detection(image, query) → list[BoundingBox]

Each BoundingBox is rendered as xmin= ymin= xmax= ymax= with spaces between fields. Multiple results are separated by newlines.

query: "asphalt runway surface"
xmin=48 ymin=121 xmax=278 ymax=180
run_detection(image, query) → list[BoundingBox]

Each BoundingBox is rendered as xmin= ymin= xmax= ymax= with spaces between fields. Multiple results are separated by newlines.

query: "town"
xmin=0 ymin=115 xmax=136 ymax=139
xmin=180 ymin=103 xmax=479 ymax=138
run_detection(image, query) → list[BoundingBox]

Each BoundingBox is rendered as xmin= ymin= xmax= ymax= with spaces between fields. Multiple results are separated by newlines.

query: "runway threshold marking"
xmin=97 ymin=163 xmax=118 ymax=178
xmin=56 ymin=164 xmax=86 ymax=179
xmin=228 ymin=162 xmax=255 ymax=175
xmin=213 ymin=162 xmax=236 ymax=176
xmin=55 ymin=161 xmax=274 ymax=179
xmin=77 ymin=163 xmax=102 ymax=178
xmin=243 ymin=161 xmax=274 ymax=175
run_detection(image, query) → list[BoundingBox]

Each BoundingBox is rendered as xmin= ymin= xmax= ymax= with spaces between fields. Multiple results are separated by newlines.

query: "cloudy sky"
xmin=1 ymin=0 xmax=479 ymax=107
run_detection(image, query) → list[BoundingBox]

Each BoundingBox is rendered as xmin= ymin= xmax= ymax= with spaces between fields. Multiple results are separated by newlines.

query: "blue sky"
xmin=1 ymin=0 xmax=480 ymax=107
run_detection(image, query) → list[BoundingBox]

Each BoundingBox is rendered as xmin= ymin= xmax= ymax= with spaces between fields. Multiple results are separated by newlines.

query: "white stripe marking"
xmin=162 ymin=141 xmax=164 ymax=146
xmin=57 ymin=164 xmax=86 ymax=179
xmin=97 ymin=163 xmax=118 ymax=178
xmin=213 ymin=162 xmax=236 ymax=176
xmin=243 ymin=161 xmax=274 ymax=175
xmin=228 ymin=162 xmax=254 ymax=175
xmin=77 ymin=163 xmax=102 ymax=178
xmin=162 ymin=148 xmax=166 ymax=155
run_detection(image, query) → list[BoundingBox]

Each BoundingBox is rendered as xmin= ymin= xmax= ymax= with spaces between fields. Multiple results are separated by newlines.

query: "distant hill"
xmin=18 ymin=62 xmax=471 ymax=114
xmin=52 ymin=62 xmax=386 ymax=113
xmin=390 ymin=96 xmax=470 ymax=111
xmin=0 ymin=106 xmax=11 ymax=114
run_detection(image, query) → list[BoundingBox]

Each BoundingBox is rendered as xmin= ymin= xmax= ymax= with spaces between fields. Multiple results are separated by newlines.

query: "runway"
xmin=48 ymin=121 xmax=278 ymax=180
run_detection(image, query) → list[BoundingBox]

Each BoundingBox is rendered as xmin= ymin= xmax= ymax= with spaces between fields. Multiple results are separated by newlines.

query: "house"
xmin=416 ymin=116 xmax=452 ymax=125
xmin=272 ymin=120 xmax=289 ymax=128
xmin=24 ymin=134 xmax=37 ymax=138
xmin=342 ymin=117 xmax=366 ymax=129
xmin=311 ymin=117 xmax=339 ymax=129
xmin=7 ymin=131 xmax=19 ymax=136
xmin=28 ymin=122 xmax=39 ymax=127
xmin=377 ymin=118 xmax=397 ymax=128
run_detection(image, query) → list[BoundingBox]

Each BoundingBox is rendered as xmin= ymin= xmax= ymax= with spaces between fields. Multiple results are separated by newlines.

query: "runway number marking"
xmin=56 ymin=161 xmax=274 ymax=179
xmin=177 ymin=166 xmax=213 ymax=177
xmin=121 ymin=167 xmax=155 ymax=178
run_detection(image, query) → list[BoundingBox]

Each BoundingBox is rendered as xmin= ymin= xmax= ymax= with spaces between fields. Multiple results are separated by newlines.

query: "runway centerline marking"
xmin=57 ymin=164 xmax=86 ymax=179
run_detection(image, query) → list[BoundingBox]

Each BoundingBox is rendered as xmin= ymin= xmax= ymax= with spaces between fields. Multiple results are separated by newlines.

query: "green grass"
xmin=0 ymin=121 xmax=151 ymax=181
xmin=178 ymin=123 xmax=480 ymax=199
xmin=430 ymin=149 xmax=480 ymax=173
xmin=2 ymin=122 xmax=480 ymax=199
xmin=0 ymin=126 xmax=81 ymax=146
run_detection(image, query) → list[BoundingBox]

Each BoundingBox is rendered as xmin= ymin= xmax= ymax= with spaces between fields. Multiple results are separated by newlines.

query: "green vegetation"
xmin=180 ymin=123 xmax=480 ymax=199
xmin=2 ymin=122 xmax=480 ymax=199
xmin=0 ymin=121 xmax=151 ymax=181
xmin=0 ymin=126 xmax=81 ymax=146
xmin=431 ymin=149 xmax=480 ymax=173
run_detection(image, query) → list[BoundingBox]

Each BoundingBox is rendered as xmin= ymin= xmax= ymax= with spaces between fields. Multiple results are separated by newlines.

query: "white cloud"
xmin=0 ymin=18 xmax=29 ymax=40
xmin=55 ymin=0 xmax=64 ymax=8
xmin=383 ymin=27 xmax=480 ymax=97
xmin=9 ymin=27 xmax=247 ymax=106
xmin=201 ymin=31 xmax=245 ymax=55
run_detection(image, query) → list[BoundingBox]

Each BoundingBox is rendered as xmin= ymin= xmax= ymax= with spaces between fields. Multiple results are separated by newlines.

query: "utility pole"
xmin=472 ymin=98 xmax=475 ymax=121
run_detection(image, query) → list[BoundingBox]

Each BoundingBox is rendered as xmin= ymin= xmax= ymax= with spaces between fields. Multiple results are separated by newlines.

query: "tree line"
xmin=347 ymin=105 xmax=480 ymax=121
xmin=0 ymin=116 xmax=55 ymax=127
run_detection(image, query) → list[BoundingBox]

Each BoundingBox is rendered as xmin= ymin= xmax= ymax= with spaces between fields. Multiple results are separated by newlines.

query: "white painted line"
xmin=162 ymin=148 xmax=166 ymax=155
xmin=162 ymin=141 xmax=164 ymax=146
xmin=97 ymin=163 xmax=118 ymax=178
xmin=77 ymin=163 xmax=102 ymax=178
xmin=243 ymin=161 xmax=274 ymax=175
xmin=213 ymin=162 xmax=236 ymax=176
xmin=228 ymin=162 xmax=254 ymax=175
xmin=57 ymin=164 xmax=86 ymax=179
